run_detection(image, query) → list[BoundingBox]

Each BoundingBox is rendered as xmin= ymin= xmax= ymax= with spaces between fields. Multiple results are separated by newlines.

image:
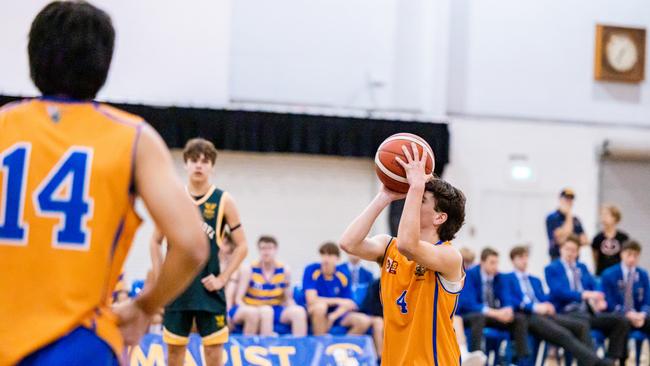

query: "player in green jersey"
xmin=151 ymin=138 xmax=248 ymax=366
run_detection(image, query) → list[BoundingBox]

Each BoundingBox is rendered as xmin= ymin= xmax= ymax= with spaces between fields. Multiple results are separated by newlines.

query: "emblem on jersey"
xmin=414 ymin=264 xmax=427 ymax=277
xmin=215 ymin=315 xmax=225 ymax=328
xmin=203 ymin=203 xmax=217 ymax=219
xmin=386 ymin=257 xmax=398 ymax=274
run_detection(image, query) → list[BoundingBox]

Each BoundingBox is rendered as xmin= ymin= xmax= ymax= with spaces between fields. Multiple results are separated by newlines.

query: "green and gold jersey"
xmin=166 ymin=185 xmax=228 ymax=312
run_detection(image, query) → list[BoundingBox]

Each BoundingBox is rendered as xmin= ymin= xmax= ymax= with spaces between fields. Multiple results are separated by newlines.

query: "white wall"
xmin=0 ymin=0 xmax=231 ymax=107
xmin=229 ymin=0 xmax=449 ymax=117
xmin=124 ymin=151 xmax=388 ymax=284
xmin=448 ymin=0 xmax=650 ymax=126
xmin=445 ymin=117 xmax=650 ymax=277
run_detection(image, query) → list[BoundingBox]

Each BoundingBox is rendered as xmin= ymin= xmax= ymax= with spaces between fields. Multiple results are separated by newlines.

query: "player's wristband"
xmin=230 ymin=223 xmax=242 ymax=231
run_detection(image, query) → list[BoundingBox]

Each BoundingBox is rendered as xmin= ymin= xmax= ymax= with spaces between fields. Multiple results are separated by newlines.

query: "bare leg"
xmin=203 ymin=344 xmax=224 ymax=366
xmin=258 ymin=305 xmax=275 ymax=336
xmin=308 ymin=302 xmax=329 ymax=335
xmin=232 ymin=305 xmax=261 ymax=335
xmin=166 ymin=344 xmax=187 ymax=366
xmin=280 ymin=305 xmax=308 ymax=337
xmin=341 ymin=312 xmax=372 ymax=335
xmin=371 ymin=316 xmax=384 ymax=358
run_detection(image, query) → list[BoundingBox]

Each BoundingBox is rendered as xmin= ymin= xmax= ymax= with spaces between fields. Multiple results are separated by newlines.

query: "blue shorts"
xmin=19 ymin=326 xmax=118 ymax=366
xmin=230 ymin=304 xmax=286 ymax=324
xmin=328 ymin=306 xmax=349 ymax=327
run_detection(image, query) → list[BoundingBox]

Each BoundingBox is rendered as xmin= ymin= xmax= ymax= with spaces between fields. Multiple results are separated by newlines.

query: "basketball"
xmin=374 ymin=133 xmax=435 ymax=193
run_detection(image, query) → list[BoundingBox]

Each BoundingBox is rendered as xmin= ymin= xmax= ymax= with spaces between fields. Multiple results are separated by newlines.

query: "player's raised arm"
xmin=338 ymin=187 xmax=402 ymax=263
xmin=132 ymin=125 xmax=209 ymax=315
xmin=395 ymin=144 xmax=464 ymax=281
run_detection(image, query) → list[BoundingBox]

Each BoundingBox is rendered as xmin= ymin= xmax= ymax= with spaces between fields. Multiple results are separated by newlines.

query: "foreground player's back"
xmin=380 ymin=238 xmax=462 ymax=366
xmin=0 ymin=98 xmax=143 ymax=364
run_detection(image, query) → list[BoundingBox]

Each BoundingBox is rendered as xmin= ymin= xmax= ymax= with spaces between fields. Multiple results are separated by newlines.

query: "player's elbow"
xmin=175 ymin=229 xmax=209 ymax=268
xmin=338 ymin=239 xmax=355 ymax=254
xmin=395 ymin=238 xmax=417 ymax=258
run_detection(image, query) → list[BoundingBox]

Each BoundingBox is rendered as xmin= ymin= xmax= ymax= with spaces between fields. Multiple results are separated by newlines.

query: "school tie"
xmin=484 ymin=278 xmax=497 ymax=308
xmin=624 ymin=268 xmax=635 ymax=312
xmin=571 ymin=264 xmax=583 ymax=291
xmin=522 ymin=274 xmax=537 ymax=303
xmin=351 ymin=267 xmax=359 ymax=291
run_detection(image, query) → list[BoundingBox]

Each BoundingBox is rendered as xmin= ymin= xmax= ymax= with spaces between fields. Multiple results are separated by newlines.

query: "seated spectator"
xmin=459 ymin=247 xmax=477 ymax=270
xmin=303 ymin=242 xmax=371 ymax=335
xmin=458 ymin=247 xmax=530 ymax=364
xmin=545 ymin=235 xmax=629 ymax=364
xmin=338 ymin=254 xmax=374 ymax=306
xmin=451 ymin=317 xmax=487 ymax=366
xmin=592 ymin=204 xmax=629 ymax=276
xmin=506 ymin=245 xmax=613 ymax=366
xmin=602 ymin=240 xmax=650 ymax=337
xmin=359 ymin=279 xmax=384 ymax=360
xmin=546 ymin=188 xmax=588 ymax=259
xmin=230 ymin=236 xmax=307 ymax=336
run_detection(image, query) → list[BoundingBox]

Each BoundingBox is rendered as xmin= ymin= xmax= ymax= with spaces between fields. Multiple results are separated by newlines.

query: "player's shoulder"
xmin=304 ymin=263 xmax=321 ymax=278
xmin=0 ymin=98 xmax=32 ymax=116
xmin=94 ymin=103 xmax=145 ymax=127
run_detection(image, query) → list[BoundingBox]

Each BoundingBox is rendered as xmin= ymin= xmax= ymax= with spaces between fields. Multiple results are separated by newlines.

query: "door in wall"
xmin=600 ymin=159 xmax=650 ymax=269
xmin=477 ymin=190 xmax=555 ymax=277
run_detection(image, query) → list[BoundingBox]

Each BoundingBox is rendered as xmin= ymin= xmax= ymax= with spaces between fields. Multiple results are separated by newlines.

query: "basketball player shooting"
xmin=339 ymin=142 xmax=466 ymax=365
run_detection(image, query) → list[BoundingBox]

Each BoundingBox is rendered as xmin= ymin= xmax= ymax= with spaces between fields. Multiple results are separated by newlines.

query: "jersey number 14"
xmin=0 ymin=143 xmax=94 ymax=249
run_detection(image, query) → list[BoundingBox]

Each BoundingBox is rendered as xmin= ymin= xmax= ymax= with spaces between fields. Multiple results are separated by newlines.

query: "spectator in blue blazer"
xmin=545 ymin=235 xmax=629 ymax=364
xmin=338 ymin=255 xmax=374 ymax=297
xmin=507 ymin=246 xmax=613 ymax=366
xmin=458 ymin=247 xmax=529 ymax=363
xmin=601 ymin=240 xmax=650 ymax=336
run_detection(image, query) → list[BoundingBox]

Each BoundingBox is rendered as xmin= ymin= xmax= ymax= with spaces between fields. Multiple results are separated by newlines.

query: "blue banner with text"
xmin=129 ymin=334 xmax=377 ymax=366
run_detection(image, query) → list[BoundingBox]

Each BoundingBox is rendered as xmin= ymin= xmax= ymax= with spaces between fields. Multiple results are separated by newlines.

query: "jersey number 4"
xmin=396 ymin=290 xmax=408 ymax=314
xmin=0 ymin=143 xmax=94 ymax=249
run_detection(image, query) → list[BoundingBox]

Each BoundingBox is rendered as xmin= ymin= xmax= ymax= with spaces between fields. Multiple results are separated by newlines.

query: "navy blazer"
xmin=601 ymin=264 xmax=650 ymax=315
xmin=544 ymin=259 xmax=596 ymax=313
xmin=503 ymin=272 xmax=550 ymax=314
xmin=337 ymin=263 xmax=374 ymax=287
xmin=458 ymin=265 xmax=511 ymax=315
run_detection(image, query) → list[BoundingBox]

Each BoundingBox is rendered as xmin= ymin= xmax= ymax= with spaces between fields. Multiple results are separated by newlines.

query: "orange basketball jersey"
xmin=0 ymin=98 xmax=143 ymax=365
xmin=380 ymin=238 xmax=464 ymax=366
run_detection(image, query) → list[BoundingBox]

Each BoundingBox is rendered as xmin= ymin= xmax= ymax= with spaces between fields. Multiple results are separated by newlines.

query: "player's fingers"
xmin=411 ymin=142 xmax=419 ymax=161
xmin=420 ymin=148 xmax=428 ymax=163
xmin=401 ymin=145 xmax=413 ymax=162
xmin=395 ymin=156 xmax=407 ymax=168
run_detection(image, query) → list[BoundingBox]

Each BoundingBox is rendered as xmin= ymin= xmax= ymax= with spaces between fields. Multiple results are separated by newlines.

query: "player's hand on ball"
xmin=380 ymin=184 xmax=407 ymax=202
xmin=395 ymin=142 xmax=432 ymax=188
xmin=201 ymin=274 xmax=226 ymax=291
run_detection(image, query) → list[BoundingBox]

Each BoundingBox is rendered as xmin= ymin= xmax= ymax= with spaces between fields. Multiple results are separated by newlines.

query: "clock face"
xmin=606 ymin=33 xmax=639 ymax=72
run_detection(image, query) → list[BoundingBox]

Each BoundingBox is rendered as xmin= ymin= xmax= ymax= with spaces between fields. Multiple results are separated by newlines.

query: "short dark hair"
xmin=510 ymin=245 xmax=530 ymax=260
xmin=183 ymin=138 xmax=218 ymax=165
xmin=29 ymin=1 xmax=115 ymax=99
xmin=258 ymin=235 xmax=278 ymax=247
xmin=481 ymin=247 xmax=499 ymax=262
xmin=622 ymin=240 xmax=641 ymax=254
xmin=425 ymin=178 xmax=466 ymax=242
xmin=563 ymin=234 xmax=580 ymax=248
xmin=319 ymin=242 xmax=340 ymax=257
